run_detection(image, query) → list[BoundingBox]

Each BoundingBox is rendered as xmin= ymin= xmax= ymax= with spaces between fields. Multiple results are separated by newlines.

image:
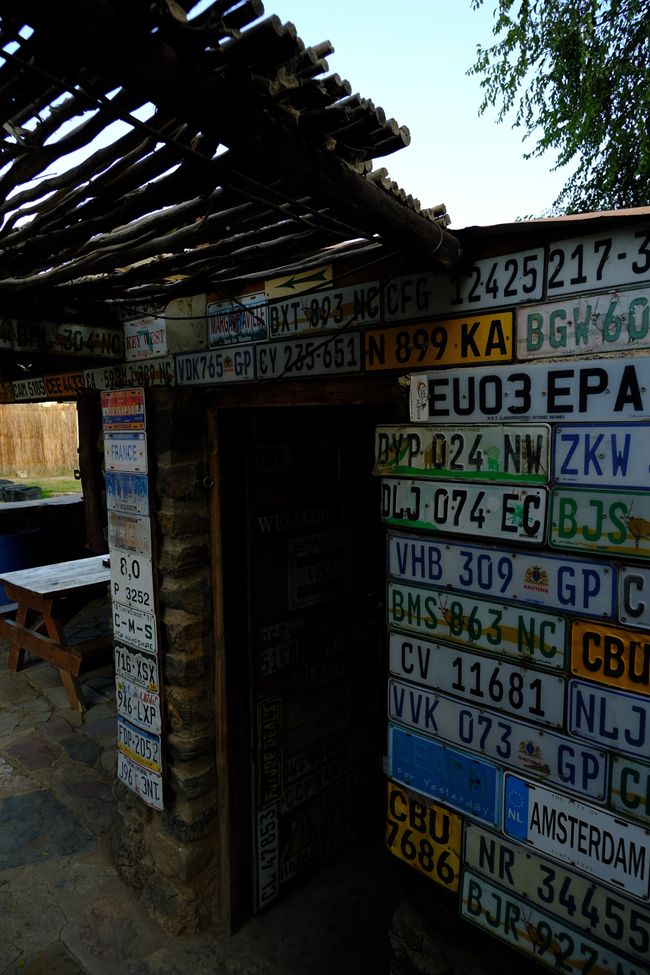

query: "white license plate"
xmin=464 ymin=822 xmax=650 ymax=965
xmin=387 ymin=532 xmax=616 ymax=618
xmin=619 ymin=565 xmax=650 ymax=628
xmin=409 ymin=355 xmax=650 ymax=423
xmin=503 ymin=773 xmax=650 ymax=900
xmin=374 ymin=424 xmax=550 ymax=483
xmin=267 ymin=281 xmax=380 ymax=338
xmin=112 ymin=603 xmax=157 ymax=654
xmin=461 ymin=870 xmax=646 ymax=974
xmin=116 ymin=677 xmax=161 ymax=733
xmin=175 ymin=346 xmax=255 ymax=385
xmin=100 ymin=388 xmax=145 ymax=430
xmin=256 ymin=333 xmax=361 ymax=379
xmin=117 ymin=715 xmax=162 ymax=773
xmin=104 ymin=432 xmax=147 ymax=473
xmin=110 ymin=550 xmax=154 ymax=612
xmin=388 ymin=680 xmax=607 ymax=800
xmin=117 ymin=752 xmax=163 ymax=810
xmin=388 ymin=633 xmax=565 ymax=727
xmin=105 ymin=472 xmax=149 ymax=516
xmin=551 ymin=487 xmax=650 ymax=560
xmin=380 ymin=479 xmax=547 ymax=543
xmin=610 ymin=754 xmax=650 ymax=829
xmin=569 ymin=680 xmax=650 ymax=759
xmin=553 ymin=422 xmax=650 ymax=488
xmin=387 ymin=582 xmax=567 ymax=669
xmin=429 ymin=248 xmax=544 ymax=312
xmin=114 ymin=642 xmax=159 ymax=692
xmin=546 ymin=226 xmax=650 ymax=296
xmin=208 ymin=290 xmax=267 ymax=347
xmin=84 ymin=357 xmax=174 ymax=390
xmin=107 ymin=513 xmax=152 ymax=556
xmin=519 ymin=285 xmax=650 ymax=360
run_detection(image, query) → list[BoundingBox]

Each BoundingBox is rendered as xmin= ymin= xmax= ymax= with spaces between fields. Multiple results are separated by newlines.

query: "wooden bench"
xmin=0 ymin=556 xmax=112 ymax=711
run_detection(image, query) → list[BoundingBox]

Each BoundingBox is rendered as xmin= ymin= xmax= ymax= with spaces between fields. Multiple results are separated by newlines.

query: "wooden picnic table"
xmin=0 ymin=556 xmax=112 ymax=711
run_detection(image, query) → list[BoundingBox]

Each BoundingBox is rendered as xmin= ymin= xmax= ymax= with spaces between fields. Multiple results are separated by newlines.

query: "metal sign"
xmin=117 ymin=715 xmax=162 ymax=774
xmin=387 ymin=532 xmax=616 ymax=619
xmin=256 ymin=333 xmax=361 ymax=380
xmin=518 ymin=285 xmax=650 ymax=360
xmin=112 ymin=603 xmax=157 ymax=654
xmin=5 ymin=319 xmax=123 ymax=358
xmin=571 ymin=619 xmax=650 ymax=696
xmin=124 ymin=317 xmax=167 ymax=360
xmin=388 ymin=635 xmax=565 ymax=727
xmin=268 ymin=281 xmax=380 ymax=339
xmin=619 ymin=565 xmax=650 ymax=628
xmin=364 ymin=312 xmax=513 ymax=372
xmin=610 ymin=754 xmax=650 ymax=828
xmin=175 ymin=346 xmax=255 ymax=385
xmin=387 ymin=723 xmax=501 ymax=827
xmin=43 ymin=372 xmax=84 ymax=398
xmin=546 ymin=225 xmax=650 ymax=297
xmin=503 ymin=773 xmax=650 ymax=900
xmin=569 ymin=680 xmax=650 ymax=760
xmin=463 ymin=822 xmax=650 ymax=966
xmin=550 ymin=486 xmax=650 ymax=561
xmin=553 ymin=422 xmax=650 ymax=489
xmin=389 ymin=681 xmax=607 ymax=800
xmin=105 ymin=471 xmax=149 ymax=516
xmin=386 ymin=781 xmax=462 ymax=892
xmin=380 ymin=479 xmax=547 ymax=543
xmin=114 ymin=641 xmax=159 ymax=693
xmin=382 ymin=271 xmax=437 ymax=323
xmin=110 ymin=550 xmax=154 ymax=612
xmin=116 ymin=677 xmax=161 ymax=734
xmin=84 ymin=357 xmax=175 ymax=390
xmin=387 ymin=582 xmax=568 ymax=669
xmin=107 ymin=513 xmax=152 ymax=557
xmin=12 ymin=377 xmax=45 ymax=400
xmin=374 ymin=424 xmax=549 ymax=483
xmin=428 ymin=248 xmax=545 ymax=313
xmin=409 ymin=354 xmax=650 ymax=424
xmin=208 ymin=290 xmax=267 ymax=347
xmin=104 ymin=431 xmax=147 ymax=473
xmin=288 ymin=530 xmax=349 ymax=609
xmin=100 ymin=388 xmax=145 ymax=431
xmin=265 ymin=264 xmax=332 ymax=300
xmin=461 ymin=869 xmax=645 ymax=975
xmin=117 ymin=752 xmax=163 ymax=810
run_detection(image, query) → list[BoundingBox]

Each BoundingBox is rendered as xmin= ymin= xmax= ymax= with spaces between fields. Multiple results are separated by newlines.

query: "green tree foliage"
xmin=469 ymin=0 xmax=650 ymax=213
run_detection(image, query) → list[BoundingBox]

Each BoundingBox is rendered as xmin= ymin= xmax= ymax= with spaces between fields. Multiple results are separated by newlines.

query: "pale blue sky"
xmin=266 ymin=1 xmax=572 ymax=228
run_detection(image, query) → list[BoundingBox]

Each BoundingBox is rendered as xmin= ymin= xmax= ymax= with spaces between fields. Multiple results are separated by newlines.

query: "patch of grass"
xmin=0 ymin=473 xmax=82 ymax=497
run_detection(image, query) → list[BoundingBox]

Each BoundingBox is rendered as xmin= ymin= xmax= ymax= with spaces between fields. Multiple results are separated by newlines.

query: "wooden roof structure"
xmin=0 ymin=0 xmax=461 ymax=316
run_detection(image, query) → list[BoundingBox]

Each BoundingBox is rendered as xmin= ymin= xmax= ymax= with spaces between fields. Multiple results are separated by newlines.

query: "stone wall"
xmin=112 ymin=388 xmax=219 ymax=934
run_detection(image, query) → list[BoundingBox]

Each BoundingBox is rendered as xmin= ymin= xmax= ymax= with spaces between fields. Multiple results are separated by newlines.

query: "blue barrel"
xmin=0 ymin=528 xmax=40 ymax=607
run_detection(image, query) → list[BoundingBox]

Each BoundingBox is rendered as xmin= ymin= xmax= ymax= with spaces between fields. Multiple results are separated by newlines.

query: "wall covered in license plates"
xmin=378 ymin=223 xmax=650 ymax=974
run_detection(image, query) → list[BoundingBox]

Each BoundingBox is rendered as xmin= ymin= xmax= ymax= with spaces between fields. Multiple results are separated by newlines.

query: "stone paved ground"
xmin=0 ymin=602 xmax=392 ymax=975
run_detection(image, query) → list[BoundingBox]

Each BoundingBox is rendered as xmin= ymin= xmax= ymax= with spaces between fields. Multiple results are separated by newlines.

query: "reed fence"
xmin=0 ymin=403 xmax=79 ymax=475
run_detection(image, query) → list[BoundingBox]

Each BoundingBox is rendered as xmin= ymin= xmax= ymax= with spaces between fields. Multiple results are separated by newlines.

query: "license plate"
xmin=551 ymin=487 xmax=650 ymax=560
xmin=389 ymin=681 xmax=607 ymax=800
xmin=387 ymin=723 xmax=501 ymax=826
xmin=256 ymin=333 xmax=361 ymax=379
xmin=208 ymin=290 xmax=268 ymax=347
xmin=569 ymin=680 xmax=650 ymax=759
xmin=100 ymin=388 xmax=145 ymax=431
xmin=374 ymin=423 xmax=549 ymax=483
xmin=464 ymin=822 xmax=650 ymax=965
xmin=267 ymin=281 xmax=380 ymax=338
xmin=380 ymin=479 xmax=547 ymax=543
xmin=105 ymin=472 xmax=149 ymax=516
xmin=110 ymin=551 xmax=154 ymax=612
xmin=504 ymin=773 xmax=650 ymax=901
xmin=553 ymin=422 xmax=650 ymax=488
xmin=116 ymin=677 xmax=161 ymax=734
xmin=116 ymin=752 xmax=163 ymax=810
xmin=387 ymin=532 xmax=616 ymax=619
xmin=112 ymin=603 xmax=157 ymax=654
xmin=619 ymin=566 xmax=650 ymax=628
xmin=107 ymin=513 xmax=152 ymax=556
xmin=114 ymin=642 xmax=159 ymax=692
xmin=461 ymin=869 xmax=646 ymax=974
xmin=388 ymin=635 xmax=565 ymax=727
xmin=409 ymin=355 xmax=650 ymax=423
xmin=364 ymin=312 xmax=513 ymax=371
xmin=104 ymin=431 xmax=147 ymax=473
xmin=386 ymin=780 xmax=462 ymax=892
xmin=175 ymin=346 xmax=255 ymax=385
xmin=430 ymin=248 xmax=544 ymax=312
xmin=84 ymin=357 xmax=174 ymax=390
xmin=546 ymin=226 xmax=650 ymax=296
xmin=117 ymin=715 xmax=162 ymax=773
xmin=610 ymin=754 xmax=650 ymax=828
xmin=571 ymin=619 xmax=650 ymax=696
xmin=387 ymin=582 xmax=568 ymax=669
xmin=519 ymin=285 xmax=650 ymax=360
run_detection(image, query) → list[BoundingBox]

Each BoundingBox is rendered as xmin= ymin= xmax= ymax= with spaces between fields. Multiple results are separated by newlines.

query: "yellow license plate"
xmin=386 ymin=780 xmax=462 ymax=891
xmin=571 ymin=619 xmax=650 ymax=695
xmin=364 ymin=312 xmax=513 ymax=371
